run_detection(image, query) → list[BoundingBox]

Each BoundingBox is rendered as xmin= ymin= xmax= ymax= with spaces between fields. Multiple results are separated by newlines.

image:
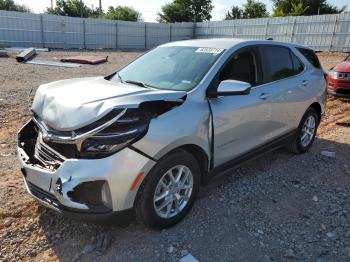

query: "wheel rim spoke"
xmin=174 ymin=196 xmax=180 ymax=213
xmin=165 ymin=201 xmax=172 ymax=217
xmin=154 ymin=191 xmax=169 ymax=202
xmin=176 ymin=166 xmax=184 ymax=183
xmin=156 ymin=197 xmax=173 ymax=211
xmin=168 ymin=171 xmax=176 ymax=185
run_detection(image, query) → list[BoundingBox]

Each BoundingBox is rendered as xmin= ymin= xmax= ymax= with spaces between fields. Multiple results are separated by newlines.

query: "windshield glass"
xmin=112 ymin=46 xmax=224 ymax=91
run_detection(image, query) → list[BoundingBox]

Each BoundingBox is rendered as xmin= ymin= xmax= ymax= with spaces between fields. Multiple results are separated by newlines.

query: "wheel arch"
xmin=150 ymin=143 xmax=210 ymax=185
xmin=309 ymin=102 xmax=322 ymax=122
xmin=178 ymin=144 xmax=210 ymax=179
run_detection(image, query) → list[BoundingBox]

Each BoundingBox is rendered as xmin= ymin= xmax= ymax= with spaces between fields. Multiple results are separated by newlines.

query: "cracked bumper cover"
xmin=17 ymin=134 xmax=156 ymax=217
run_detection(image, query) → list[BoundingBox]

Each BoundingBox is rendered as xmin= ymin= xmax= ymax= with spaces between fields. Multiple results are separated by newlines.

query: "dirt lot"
xmin=0 ymin=50 xmax=349 ymax=262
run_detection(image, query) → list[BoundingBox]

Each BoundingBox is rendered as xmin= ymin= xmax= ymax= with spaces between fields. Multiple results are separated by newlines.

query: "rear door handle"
xmin=259 ymin=93 xmax=271 ymax=100
xmin=301 ymin=80 xmax=308 ymax=86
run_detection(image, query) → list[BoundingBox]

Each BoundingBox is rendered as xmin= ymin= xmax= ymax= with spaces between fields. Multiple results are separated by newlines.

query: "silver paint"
xmin=18 ymin=38 xmax=326 ymax=214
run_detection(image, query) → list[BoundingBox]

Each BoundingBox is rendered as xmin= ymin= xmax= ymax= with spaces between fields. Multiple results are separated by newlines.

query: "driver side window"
xmin=219 ymin=49 xmax=261 ymax=87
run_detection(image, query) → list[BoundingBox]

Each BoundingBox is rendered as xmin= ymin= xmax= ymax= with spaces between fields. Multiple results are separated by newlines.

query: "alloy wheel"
xmin=300 ymin=115 xmax=316 ymax=147
xmin=153 ymin=165 xmax=193 ymax=219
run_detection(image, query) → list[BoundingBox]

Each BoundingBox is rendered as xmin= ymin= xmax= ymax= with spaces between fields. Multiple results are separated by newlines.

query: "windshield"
xmin=112 ymin=46 xmax=224 ymax=91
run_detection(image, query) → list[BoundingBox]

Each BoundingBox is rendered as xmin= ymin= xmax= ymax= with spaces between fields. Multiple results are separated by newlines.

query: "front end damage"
xmin=17 ymin=95 xmax=186 ymax=218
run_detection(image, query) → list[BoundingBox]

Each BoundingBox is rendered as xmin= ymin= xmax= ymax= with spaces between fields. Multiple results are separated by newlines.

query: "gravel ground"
xmin=0 ymin=50 xmax=349 ymax=262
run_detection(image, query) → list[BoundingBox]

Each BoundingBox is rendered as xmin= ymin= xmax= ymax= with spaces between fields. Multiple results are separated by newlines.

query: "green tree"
xmin=244 ymin=0 xmax=269 ymax=18
xmin=289 ymin=1 xmax=309 ymax=16
xmin=158 ymin=0 xmax=213 ymax=23
xmin=104 ymin=6 xmax=142 ymax=21
xmin=272 ymin=0 xmax=346 ymax=16
xmin=225 ymin=6 xmax=244 ymax=20
xmin=225 ymin=0 xmax=268 ymax=20
xmin=0 ymin=0 xmax=30 ymax=12
xmin=46 ymin=0 xmax=100 ymax=18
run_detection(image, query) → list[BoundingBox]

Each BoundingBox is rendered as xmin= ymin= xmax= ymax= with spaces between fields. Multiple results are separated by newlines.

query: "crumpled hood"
xmin=333 ymin=60 xmax=350 ymax=72
xmin=32 ymin=76 xmax=186 ymax=131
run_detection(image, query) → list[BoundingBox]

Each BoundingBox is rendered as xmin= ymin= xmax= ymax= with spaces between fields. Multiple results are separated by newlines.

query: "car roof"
xmin=162 ymin=38 xmax=310 ymax=51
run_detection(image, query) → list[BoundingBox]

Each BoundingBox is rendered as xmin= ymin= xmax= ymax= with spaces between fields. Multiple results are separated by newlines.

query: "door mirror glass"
xmin=217 ymin=80 xmax=251 ymax=96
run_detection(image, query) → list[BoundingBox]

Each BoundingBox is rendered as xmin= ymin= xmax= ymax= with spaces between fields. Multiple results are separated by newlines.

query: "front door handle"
xmin=259 ymin=93 xmax=271 ymax=100
xmin=301 ymin=80 xmax=308 ymax=86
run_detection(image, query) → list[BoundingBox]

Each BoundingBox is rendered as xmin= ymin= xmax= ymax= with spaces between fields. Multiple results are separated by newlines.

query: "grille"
xmin=338 ymin=72 xmax=350 ymax=79
xmin=34 ymin=134 xmax=65 ymax=169
xmin=337 ymin=88 xmax=350 ymax=95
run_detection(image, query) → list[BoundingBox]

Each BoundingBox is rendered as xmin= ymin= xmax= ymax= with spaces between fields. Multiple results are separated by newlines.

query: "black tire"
xmin=135 ymin=149 xmax=201 ymax=229
xmin=286 ymin=107 xmax=319 ymax=154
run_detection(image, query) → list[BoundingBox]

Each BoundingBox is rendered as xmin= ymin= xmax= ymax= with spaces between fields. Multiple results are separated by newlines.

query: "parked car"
xmin=17 ymin=39 xmax=326 ymax=229
xmin=327 ymin=54 xmax=350 ymax=98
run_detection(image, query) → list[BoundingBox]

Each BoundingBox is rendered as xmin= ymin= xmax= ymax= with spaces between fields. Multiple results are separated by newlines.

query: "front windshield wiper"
xmin=116 ymin=72 xmax=124 ymax=83
xmin=124 ymin=80 xmax=154 ymax=89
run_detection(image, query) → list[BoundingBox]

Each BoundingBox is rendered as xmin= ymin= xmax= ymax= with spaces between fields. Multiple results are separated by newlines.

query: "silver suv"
xmin=17 ymin=39 xmax=326 ymax=229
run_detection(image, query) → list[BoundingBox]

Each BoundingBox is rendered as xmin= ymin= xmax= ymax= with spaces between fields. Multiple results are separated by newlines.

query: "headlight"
xmin=329 ymin=70 xmax=344 ymax=79
xmin=79 ymin=109 xmax=153 ymax=158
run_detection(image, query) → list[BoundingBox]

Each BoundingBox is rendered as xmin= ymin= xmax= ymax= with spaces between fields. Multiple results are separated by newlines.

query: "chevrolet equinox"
xmin=17 ymin=39 xmax=326 ymax=229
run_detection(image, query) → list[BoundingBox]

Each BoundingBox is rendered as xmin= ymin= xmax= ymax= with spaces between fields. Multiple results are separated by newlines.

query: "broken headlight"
xmin=79 ymin=109 xmax=154 ymax=158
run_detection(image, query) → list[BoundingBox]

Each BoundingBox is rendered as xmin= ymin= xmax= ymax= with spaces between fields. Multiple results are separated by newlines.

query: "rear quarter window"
xmin=261 ymin=46 xmax=301 ymax=82
xmin=297 ymin=48 xmax=321 ymax=69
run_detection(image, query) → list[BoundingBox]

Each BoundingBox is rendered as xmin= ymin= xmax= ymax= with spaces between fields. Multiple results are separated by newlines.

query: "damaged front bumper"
xmin=17 ymin=120 xmax=156 ymax=220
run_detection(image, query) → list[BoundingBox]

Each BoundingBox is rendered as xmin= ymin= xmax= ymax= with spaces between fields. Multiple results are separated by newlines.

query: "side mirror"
xmin=216 ymin=80 xmax=251 ymax=96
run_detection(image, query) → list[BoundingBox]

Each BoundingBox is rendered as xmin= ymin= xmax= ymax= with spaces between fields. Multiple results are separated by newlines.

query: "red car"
xmin=327 ymin=54 xmax=350 ymax=98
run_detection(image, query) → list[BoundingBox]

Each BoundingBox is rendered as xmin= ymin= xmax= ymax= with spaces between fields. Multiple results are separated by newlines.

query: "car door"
xmin=208 ymin=46 xmax=274 ymax=167
xmin=258 ymin=45 xmax=306 ymax=140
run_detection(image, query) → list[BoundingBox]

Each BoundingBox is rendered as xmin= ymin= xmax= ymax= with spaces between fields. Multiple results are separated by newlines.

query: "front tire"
xmin=135 ymin=149 xmax=200 ymax=229
xmin=286 ymin=107 xmax=319 ymax=154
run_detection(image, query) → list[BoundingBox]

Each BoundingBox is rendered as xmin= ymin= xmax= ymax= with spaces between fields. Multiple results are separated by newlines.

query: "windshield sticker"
xmin=195 ymin=47 xmax=224 ymax=55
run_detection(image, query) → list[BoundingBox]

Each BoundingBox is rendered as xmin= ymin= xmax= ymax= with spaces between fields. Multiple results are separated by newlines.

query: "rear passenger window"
xmin=297 ymin=48 xmax=321 ymax=68
xmin=261 ymin=46 xmax=298 ymax=82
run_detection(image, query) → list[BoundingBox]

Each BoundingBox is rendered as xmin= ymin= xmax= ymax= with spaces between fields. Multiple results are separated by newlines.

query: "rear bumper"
xmin=17 ymin=120 xmax=156 ymax=217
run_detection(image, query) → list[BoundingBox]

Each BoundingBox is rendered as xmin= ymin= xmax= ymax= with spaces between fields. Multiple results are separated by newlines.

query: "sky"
xmin=15 ymin=0 xmax=349 ymax=22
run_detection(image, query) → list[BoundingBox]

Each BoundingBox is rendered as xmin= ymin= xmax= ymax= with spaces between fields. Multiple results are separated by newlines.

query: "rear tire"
xmin=286 ymin=107 xmax=319 ymax=154
xmin=135 ymin=149 xmax=200 ymax=229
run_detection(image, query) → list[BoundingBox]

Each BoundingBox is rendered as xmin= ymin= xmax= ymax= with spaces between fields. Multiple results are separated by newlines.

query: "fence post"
xmin=264 ymin=19 xmax=269 ymax=39
xmin=115 ymin=21 xmax=118 ymax=49
xmin=232 ymin=21 xmax=235 ymax=38
xmin=192 ymin=22 xmax=196 ymax=39
xmin=207 ymin=23 xmax=210 ymax=38
xmin=329 ymin=15 xmax=338 ymax=51
xmin=144 ymin=23 xmax=147 ymax=49
xmin=290 ymin=18 xmax=297 ymax=43
xmin=169 ymin=24 xmax=172 ymax=42
xmin=40 ymin=14 xmax=45 ymax=48
xmin=82 ymin=19 xmax=86 ymax=49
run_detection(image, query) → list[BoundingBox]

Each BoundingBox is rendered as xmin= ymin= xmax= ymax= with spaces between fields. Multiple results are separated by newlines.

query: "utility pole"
xmin=99 ymin=0 xmax=102 ymax=15
xmin=51 ymin=0 xmax=54 ymax=9
xmin=80 ymin=0 xmax=83 ymax=18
